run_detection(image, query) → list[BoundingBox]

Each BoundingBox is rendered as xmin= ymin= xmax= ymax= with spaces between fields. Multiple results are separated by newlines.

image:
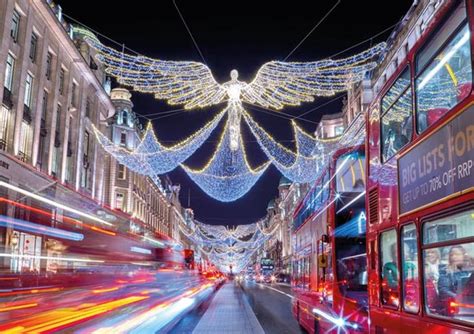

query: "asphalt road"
xmin=239 ymin=280 xmax=305 ymax=334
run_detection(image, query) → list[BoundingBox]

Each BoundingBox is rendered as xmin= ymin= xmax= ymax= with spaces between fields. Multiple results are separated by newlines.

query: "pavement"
xmin=192 ymin=281 xmax=265 ymax=334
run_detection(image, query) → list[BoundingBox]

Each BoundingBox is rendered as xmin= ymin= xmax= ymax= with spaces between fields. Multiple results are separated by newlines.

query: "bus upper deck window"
xmin=415 ymin=1 xmax=471 ymax=133
xmin=381 ymin=67 xmax=413 ymax=162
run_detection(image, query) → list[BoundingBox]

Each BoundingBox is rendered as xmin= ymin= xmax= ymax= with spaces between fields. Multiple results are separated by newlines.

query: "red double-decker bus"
xmin=292 ymin=145 xmax=367 ymax=333
xmin=366 ymin=0 xmax=474 ymax=332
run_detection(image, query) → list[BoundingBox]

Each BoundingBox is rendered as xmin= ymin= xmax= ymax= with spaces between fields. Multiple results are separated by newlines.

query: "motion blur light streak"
xmin=0 ymin=198 xmax=117 ymax=236
xmin=130 ymin=246 xmax=152 ymax=254
xmin=0 ymin=287 xmax=62 ymax=297
xmin=92 ymin=287 xmax=120 ymax=294
xmin=0 ymin=253 xmax=104 ymax=263
xmin=91 ymin=283 xmax=212 ymax=333
xmin=0 ymin=296 xmax=149 ymax=333
xmin=0 ymin=215 xmax=84 ymax=241
xmin=0 ymin=303 xmax=38 ymax=312
xmin=0 ymin=182 xmax=113 ymax=227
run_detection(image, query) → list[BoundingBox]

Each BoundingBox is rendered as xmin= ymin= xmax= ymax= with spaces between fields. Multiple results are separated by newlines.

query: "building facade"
xmin=104 ymin=87 xmax=173 ymax=238
xmin=0 ymin=0 xmax=195 ymax=274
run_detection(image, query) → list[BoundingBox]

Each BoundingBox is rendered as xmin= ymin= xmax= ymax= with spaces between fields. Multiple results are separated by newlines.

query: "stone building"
xmin=0 ymin=0 xmax=194 ymax=274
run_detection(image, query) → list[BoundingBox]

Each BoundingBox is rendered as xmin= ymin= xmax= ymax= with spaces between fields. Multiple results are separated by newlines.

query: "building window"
xmin=29 ymin=33 xmax=37 ymax=62
xmin=0 ymin=106 xmax=11 ymax=150
xmin=381 ymin=67 xmax=412 ymax=162
xmin=65 ymin=116 xmax=74 ymax=182
xmin=122 ymin=110 xmax=128 ymax=126
xmin=401 ymin=224 xmax=419 ymax=313
xmin=71 ymin=82 xmax=77 ymax=108
xmin=4 ymin=54 xmax=15 ymax=92
xmin=81 ymin=131 xmax=90 ymax=189
xmin=120 ymin=132 xmax=127 ymax=146
xmin=335 ymin=125 xmax=344 ymax=136
xmin=45 ymin=52 xmax=52 ymax=80
xmin=11 ymin=10 xmax=20 ymax=43
xmin=42 ymin=90 xmax=48 ymax=120
xmin=59 ymin=68 xmax=65 ymax=95
xmin=37 ymin=132 xmax=45 ymax=170
xmin=24 ymin=74 xmax=33 ymax=108
xmin=85 ymin=98 xmax=91 ymax=118
xmin=55 ymin=104 xmax=61 ymax=144
xmin=51 ymin=146 xmax=60 ymax=176
xmin=115 ymin=192 xmax=125 ymax=211
xmin=18 ymin=120 xmax=32 ymax=161
xmin=10 ymin=232 xmax=42 ymax=273
xmin=117 ymin=163 xmax=126 ymax=180
xmin=380 ymin=229 xmax=399 ymax=307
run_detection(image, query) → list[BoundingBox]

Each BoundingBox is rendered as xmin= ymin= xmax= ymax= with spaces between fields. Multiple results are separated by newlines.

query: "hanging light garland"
xmin=178 ymin=216 xmax=277 ymax=273
xmin=92 ymin=109 xmax=226 ymax=175
xmin=182 ymin=115 xmax=270 ymax=202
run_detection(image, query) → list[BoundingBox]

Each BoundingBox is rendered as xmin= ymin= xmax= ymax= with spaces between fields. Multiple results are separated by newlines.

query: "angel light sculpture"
xmin=86 ymin=37 xmax=385 ymax=153
xmin=86 ymin=37 xmax=385 ymax=201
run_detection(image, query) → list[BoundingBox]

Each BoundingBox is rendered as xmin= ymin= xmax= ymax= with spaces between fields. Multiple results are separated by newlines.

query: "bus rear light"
xmin=449 ymin=301 xmax=459 ymax=315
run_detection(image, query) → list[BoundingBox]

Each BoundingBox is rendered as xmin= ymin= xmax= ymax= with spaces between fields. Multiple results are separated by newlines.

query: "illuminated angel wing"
xmin=85 ymin=37 xmax=226 ymax=109
xmin=242 ymin=43 xmax=386 ymax=110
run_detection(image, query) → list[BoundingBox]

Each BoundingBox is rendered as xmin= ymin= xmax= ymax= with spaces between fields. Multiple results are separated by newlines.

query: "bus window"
xmin=381 ymin=229 xmax=400 ymax=307
xmin=401 ymin=224 xmax=419 ymax=313
xmin=381 ymin=68 xmax=412 ymax=162
xmin=415 ymin=1 xmax=471 ymax=133
xmin=335 ymin=151 xmax=365 ymax=192
xmin=334 ymin=151 xmax=367 ymax=302
xmin=422 ymin=210 xmax=474 ymax=324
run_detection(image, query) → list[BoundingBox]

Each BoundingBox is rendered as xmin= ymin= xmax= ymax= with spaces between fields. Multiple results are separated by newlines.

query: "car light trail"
xmin=0 ymin=296 xmax=149 ymax=332
xmin=0 ymin=181 xmax=113 ymax=227
xmin=0 ymin=214 xmax=84 ymax=241
xmin=0 ymin=303 xmax=38 ymax=312
xmin=0 ymin=287 xmax=63 ymax=297
xmin=0 ymin=198 xmax=117 ymax=236
xmin=0 ymin=253 xmax=104 ymax=263
xmin=92 ymin=287 xmax=120 ymax=294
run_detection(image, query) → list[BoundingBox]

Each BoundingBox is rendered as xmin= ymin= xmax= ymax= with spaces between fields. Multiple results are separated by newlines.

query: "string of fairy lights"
xmin=87 ymin=36 xmax=385 ymax=202
xmin=178 ymin=216 xmax=279 ymax=273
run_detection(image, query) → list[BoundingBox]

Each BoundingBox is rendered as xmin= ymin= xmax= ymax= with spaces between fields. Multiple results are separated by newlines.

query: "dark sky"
xmin=60 ymin=0 xmax=412 ymax=225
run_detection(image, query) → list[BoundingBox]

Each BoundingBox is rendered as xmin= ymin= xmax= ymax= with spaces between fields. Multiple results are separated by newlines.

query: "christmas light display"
xmin=177 ymin=216 xmax=278 ymax=273
xmin=92 ymin=109 xmax=226 ymax=175
xmin=243 ymin=110 xmax=336 ymax=183
xmin=87 ymin=36 xmax=385 ymax=201
xmin=182 ymin=116 xmax=270 ymax=202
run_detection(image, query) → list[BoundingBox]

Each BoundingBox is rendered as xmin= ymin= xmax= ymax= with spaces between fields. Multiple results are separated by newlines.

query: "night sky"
xmin=60 ymin=1 xmax=412 ymax=225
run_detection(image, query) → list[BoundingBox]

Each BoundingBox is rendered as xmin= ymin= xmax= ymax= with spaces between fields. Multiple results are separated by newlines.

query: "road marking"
xmin=257 ymin=283 xmax=293 ymax=299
